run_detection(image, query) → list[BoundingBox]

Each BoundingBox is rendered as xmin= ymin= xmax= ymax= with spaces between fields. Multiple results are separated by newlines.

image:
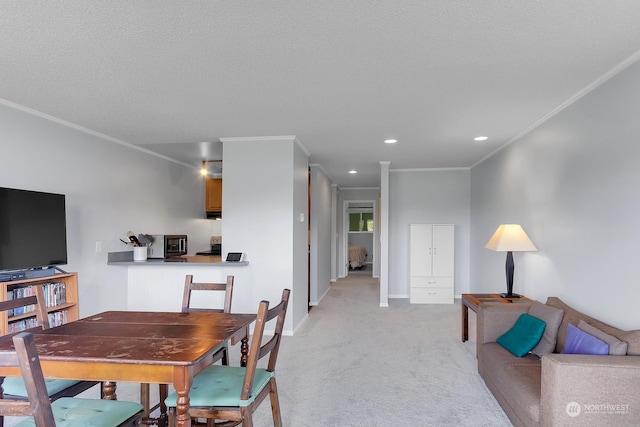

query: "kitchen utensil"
xmin=127 ymin=231 xmax=141 ymax=246
xmin=137 ymin=234 xmax=153 ymax=246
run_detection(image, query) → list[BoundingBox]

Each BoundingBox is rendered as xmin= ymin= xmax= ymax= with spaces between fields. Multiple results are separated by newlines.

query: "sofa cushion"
xmin=497 ymin=313 xmax=546 ymax=357
xmin=578 ymin=319 xmax=628 ymax=355
xmin=546 ymin=297 xmax=640 ymax=355
xmin=562 ymin=323 xmax=609 ymax=355
xmin=528 ymin=301 xmax=564 ymax=357
xmin=480 ymin=343 xmax=542 ymax=425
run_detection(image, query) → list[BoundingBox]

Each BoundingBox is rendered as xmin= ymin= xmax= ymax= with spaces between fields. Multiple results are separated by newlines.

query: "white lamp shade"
xmin=485 ymin=224 xmax=537 ymax=252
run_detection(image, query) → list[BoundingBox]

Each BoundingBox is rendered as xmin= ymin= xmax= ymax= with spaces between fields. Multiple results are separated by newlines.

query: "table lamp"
xmin=485 ymin=224 xmax=537 ymax=298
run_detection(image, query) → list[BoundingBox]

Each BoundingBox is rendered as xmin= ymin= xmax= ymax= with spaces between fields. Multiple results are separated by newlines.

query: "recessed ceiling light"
xmin=349 ymin=170 xmax=358 ymax=174
xmin=474 ymin=136 xmax=488 ymax=141
xmin=384 ymin=139 xmax=397 ymax=144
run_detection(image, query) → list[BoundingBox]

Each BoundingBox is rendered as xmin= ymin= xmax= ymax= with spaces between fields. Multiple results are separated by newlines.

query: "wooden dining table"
xmin=0 ymin=310 xmax=256 ymax=427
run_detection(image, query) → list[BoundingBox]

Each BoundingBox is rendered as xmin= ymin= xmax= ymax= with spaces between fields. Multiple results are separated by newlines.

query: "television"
xmin=0 ymin=187 xmax=68 ymax=272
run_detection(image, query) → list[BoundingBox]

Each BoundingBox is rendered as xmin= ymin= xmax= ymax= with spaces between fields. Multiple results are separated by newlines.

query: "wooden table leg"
xmin=462 ymin=303 xmax=469 ymax=342
xmin=102 ymin=381 xmax=117 ymax=400
xmin=173 ymin=369 xmax=192 ymax=427
xmin=174 ymin=389 xmax=191 ymax=427
xmin=140 ymin=383 xmax=150 ymax=417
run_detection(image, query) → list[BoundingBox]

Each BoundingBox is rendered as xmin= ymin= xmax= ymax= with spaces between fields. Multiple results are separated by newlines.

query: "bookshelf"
xmin=0 ymin=272 xmax=79 ymax=335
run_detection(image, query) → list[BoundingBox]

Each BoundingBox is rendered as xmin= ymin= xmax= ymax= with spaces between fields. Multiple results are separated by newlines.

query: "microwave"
xmin=148 ymin=235 xmax=187 ymax=258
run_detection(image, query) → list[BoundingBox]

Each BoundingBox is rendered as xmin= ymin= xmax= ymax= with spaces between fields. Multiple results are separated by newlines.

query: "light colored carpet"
xmin=4 ymin=275 xmax=511 ymax=426
xmin=348 ymin=263 xmax=372 ymax=276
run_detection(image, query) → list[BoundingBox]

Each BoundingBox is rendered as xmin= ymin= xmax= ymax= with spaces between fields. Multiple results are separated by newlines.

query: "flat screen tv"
xmin=0 ymin=187 xmax=68 ymax=272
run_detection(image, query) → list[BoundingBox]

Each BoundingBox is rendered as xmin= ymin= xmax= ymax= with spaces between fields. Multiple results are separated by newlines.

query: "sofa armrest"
xmin=541 ymin=354 xmax=640 ymax=426
xmin=476 ymin=303 xmax=531 ymax=344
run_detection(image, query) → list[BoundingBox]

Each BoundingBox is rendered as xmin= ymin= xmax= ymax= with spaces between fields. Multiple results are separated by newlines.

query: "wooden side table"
xmin=461 ymin=293 xmax=533 ymax=342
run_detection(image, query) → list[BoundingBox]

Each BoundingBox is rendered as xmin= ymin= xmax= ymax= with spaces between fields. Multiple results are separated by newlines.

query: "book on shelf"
xmin=7 ymin=309 xmax=68 ymax=333
xmin=6 ymin=282 xmax=67 ymax=318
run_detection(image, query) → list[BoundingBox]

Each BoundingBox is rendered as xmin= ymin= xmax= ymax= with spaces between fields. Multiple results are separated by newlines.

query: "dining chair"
xmin=142 ymin=275 xmax=235 ymax=424
xmin=182 ymin=274 xmax=234 ymax=366
xmin=165 ymin=288 xmax=291 ymax=427
xmin=0 ymin=331 xmax=143 ymax=427
xmin=0 ymin=286 xmax=99 ymax=427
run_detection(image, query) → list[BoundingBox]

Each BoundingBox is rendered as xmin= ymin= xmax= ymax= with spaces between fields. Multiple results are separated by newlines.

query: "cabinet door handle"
xmin=433 ymin=247 xmax=437 ymax=256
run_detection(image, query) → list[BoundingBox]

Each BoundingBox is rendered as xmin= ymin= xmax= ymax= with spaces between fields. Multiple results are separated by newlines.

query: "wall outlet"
xmin=95 ymin=241 xmax=102 ymax=253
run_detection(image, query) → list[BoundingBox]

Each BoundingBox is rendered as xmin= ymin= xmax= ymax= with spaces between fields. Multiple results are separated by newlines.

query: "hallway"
xmin=247 ymin=275 xmax=510 ymax=426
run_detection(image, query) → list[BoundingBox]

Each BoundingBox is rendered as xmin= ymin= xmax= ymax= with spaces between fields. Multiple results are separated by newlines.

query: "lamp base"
xmin=500 ymin=292 xmax=521 ymax=299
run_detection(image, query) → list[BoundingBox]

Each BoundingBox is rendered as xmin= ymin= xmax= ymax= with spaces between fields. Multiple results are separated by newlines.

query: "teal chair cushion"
xmin=164 ymin=365 xmax=274 ymax=408
xmin=14 ymin=397 xmax=143 ymax=427
xmin=2 ymin=377 xmax=83 ymax=397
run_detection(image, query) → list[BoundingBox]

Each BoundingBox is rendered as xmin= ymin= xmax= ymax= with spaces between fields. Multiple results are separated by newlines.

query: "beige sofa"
xmin=477 ymin=297 xmax=640 ymax=427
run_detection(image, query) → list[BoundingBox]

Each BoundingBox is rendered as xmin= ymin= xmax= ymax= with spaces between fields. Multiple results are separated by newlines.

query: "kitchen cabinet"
xmin=0 ymin=272 xmax=79 ymax=335
xmin=206 ymin=178 xmax=222 ymax=214
xmin=409 ymin=224 xmax=454 ymax=304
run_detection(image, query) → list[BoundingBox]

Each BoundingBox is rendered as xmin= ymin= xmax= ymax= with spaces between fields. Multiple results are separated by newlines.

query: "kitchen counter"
xmin=108 ymin=252 xmax=252 ymax=312
xmin=107 ymin=252 xmax=248 ymax=266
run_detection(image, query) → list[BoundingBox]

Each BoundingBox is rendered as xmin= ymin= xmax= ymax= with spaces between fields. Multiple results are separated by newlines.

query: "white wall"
xmin=292 ymin=141 xmax=309 ymax=331
xmin=309 ymin=165 xmax=332 ymax=305
xmin=388 ymin=169 xmax=471 ymax=298
xmin=330 ymin=184 xmax=338 ymax=282
xmin=0 ymin=103 xmax=213 ymax=316
xmin=470 ymin=59 xmax=640 ymax=330
xmin=221 ymin=137 xmax=309 ymax=334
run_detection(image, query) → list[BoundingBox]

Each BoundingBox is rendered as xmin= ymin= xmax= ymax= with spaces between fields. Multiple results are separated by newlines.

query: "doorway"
xmin=342 ymin=200 xmax=377 ymax=278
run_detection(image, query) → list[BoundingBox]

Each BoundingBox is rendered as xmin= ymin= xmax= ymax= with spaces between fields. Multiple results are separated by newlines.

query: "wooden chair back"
xmin=167 ymin=288 xmax=291 ymax=427
xmin=153 ymin=274 xmax=236 ymax=419
xmin=181 ymin=275 xmax=234 ymax=314
xmin=0 ymin=286 xmax=50 ymax=332
xmin=0 ymin=332 xmax=56 ymax=425
xmin=0 ymin=284 xmax=98 ymax=416
xmin=241 ymin=288 xmax=290 ymax=400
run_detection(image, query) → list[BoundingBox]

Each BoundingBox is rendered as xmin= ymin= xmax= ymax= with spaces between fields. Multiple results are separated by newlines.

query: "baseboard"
xmin=388 ymin=294 xmax=409 ymax=299
xmin=309 ymin=286 xmax=331 ymax=306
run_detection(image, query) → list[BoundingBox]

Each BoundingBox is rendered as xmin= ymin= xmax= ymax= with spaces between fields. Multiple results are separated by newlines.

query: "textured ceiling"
xmin=2 ymin=2 xmax=640 ymax=187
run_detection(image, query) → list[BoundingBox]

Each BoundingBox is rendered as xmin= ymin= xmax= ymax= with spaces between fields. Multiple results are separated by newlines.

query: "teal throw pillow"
xmin=497 ymin=313 xmax=547 ymax=357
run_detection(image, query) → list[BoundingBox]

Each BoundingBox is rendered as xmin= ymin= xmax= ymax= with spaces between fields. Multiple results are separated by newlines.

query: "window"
xmin=349 ymin=211 xmax=374 ymax=232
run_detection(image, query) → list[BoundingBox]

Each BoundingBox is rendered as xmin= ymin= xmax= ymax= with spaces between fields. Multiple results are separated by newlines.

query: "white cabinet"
xmin=409 ymin=224 xmax=454 ymax=304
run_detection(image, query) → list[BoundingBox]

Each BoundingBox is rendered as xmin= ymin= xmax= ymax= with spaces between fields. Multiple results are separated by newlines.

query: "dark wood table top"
xmin=0 ymin=311 xmax=255 ymax=366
